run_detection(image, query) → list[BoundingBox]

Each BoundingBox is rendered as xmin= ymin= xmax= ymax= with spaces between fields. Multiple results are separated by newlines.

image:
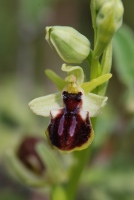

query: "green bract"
xmin=45 ymin=26 xmax=90 ymax=64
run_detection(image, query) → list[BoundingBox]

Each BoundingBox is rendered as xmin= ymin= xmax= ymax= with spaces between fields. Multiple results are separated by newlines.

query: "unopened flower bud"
xmin=94 ymin=0 xmax=107 ymax=11
xmin=94 ymin=0 xmax=124 ymax=57
xmin=45 ymin=26 xmax=90 ymax=64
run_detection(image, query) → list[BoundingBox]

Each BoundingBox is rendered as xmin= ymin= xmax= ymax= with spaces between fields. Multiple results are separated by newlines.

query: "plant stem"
xmin=87 ymin=52 xmax=101 ymax=80
xmin=66 ymin=149 xmax=91 ymax=200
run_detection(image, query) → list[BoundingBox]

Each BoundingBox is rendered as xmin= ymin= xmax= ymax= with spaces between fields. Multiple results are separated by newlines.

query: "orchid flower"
xmin=29 ymin=64 xmax=112 ymax=152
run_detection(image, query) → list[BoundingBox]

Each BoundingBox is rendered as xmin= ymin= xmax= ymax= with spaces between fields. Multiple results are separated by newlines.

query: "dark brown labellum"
xmin=46 ymin=91 xmax=93 ymax=151
xmin=17 ymin=136 xmax=45 ymax=174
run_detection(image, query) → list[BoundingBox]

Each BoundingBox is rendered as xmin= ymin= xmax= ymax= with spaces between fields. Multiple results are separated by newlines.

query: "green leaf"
xmin=29 ymin=92 xmax=62 ymax=117
xmin=0 ymin=131 xmax=17 ymax=157
xmin=113 ymin=24 xmax=134 ymax=113
xmin=81 ymin=74 xmax=112 ymax=94
xmin=36 ymin=143 xmax=60 ymax=173
xmin=6 ymin=150 xmax=46 ymax=187
xmin=113 ymin=24 xmax=134 ymax=87
xmin=36 ymin=143 xmax=66 ymax=183
xmin=83 ymin=93 xmax=108 ymax=117
xmin=61 ymin=64 xmax=84 ymax=85
xmin=45 ymin=69 xmax=66 ymax=91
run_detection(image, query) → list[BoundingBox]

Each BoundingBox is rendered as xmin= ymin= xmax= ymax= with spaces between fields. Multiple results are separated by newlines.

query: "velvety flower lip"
xmin=46 ymin=90 xmax=94 ymax=152
xmin=29 ymin=64 xmax=112 ymax=152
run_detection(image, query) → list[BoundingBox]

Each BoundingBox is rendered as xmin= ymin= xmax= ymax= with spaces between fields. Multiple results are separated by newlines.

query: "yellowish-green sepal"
xmin=83 ymin=93 xmax=108 ymax=117
xmin=29 ymin=91 xmax=108 ymax=119
xmin=81 ymin=73 xmax=112 ymax=94
xmin=29 ymin=92 xmax=62 ymax=117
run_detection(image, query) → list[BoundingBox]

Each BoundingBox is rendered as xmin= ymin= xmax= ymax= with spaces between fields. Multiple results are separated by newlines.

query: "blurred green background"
xmin=0 ymin=0 xmax=134 ymax=200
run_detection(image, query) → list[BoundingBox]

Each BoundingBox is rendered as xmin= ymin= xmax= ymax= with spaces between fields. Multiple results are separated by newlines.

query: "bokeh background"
xmin=0 ymin=0 xmax=134 ymax=199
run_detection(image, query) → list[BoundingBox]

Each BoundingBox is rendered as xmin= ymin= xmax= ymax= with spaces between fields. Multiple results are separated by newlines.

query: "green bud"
xmin=97 ymin=0 xmax=124 ymax=31
xmin=94 ymin=0 xmax=124 ymax=57
xmin=94 ymin=0 xmax=107 ymax=11
xmin=45 ymin=26 xmax=90 ymax=64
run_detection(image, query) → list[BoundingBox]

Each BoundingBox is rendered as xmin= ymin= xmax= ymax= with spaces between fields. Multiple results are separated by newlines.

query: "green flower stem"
xmin=51 ymin=142 xmax=93 ymax=200
xmin=87 ymin=54 xmax=101 ymax=94
xmin=87 ymin=50 xmax=93 ymax=67
xmin=51 ymin=185 xmax=67 ymax=200
xmin=66 ymin=149 xmax=91 ymax=200
xmin=87 ymin=49 xmax=102 ymax=82
xmin=101 ymin=41 xmax=112 ymax=75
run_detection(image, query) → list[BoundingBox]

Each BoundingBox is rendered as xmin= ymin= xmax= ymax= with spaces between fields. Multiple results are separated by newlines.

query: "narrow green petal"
xmin=81 ymin=73 xmax=112 ymax=94
xmin=61 ymin=64 xmax=84 ymax=85
xmin=29 ymin=92 xmax=62 ymax=117
xmin=45 ymin=69 xmax=66 ymax=91
xmin=83 ymin=93 xmax=108 ymax=117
